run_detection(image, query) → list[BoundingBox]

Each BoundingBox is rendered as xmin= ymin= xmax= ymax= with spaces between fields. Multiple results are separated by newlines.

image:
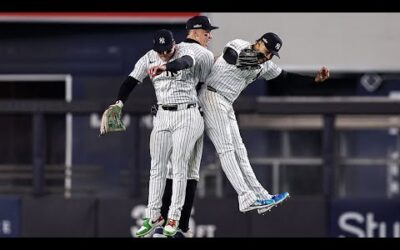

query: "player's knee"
xmin=149 ymin=167 xmax=166 ymax=178
xmin=217 ymin=148 xmax=235 ymax=157
xmin=173 ymin=171 xmax=188 ymax=180
xmin=233 ymin=141 xmax=246 ymax=150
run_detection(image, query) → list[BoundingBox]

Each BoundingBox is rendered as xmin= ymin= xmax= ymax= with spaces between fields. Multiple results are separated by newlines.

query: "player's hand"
xmin=99 ymin=101 xmax=126 ymax=136
xmin=148 ymin=65 xmax=167 ymax=77
xmin=314 ymin=66 xmax=330 ymax=83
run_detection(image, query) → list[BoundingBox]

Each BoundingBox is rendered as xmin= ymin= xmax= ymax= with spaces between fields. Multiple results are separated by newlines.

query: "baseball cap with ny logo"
xmin=153 ymin=29 xmax=175 ymax=53
xmin=260 ymin=32 xmax=283 ymax=58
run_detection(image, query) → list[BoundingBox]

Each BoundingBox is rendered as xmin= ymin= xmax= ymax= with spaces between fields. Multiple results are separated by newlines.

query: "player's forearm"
xmin=269 ymin=70 xmax=317 ymax=86
xmin=117 ymin=76 xmax=139 ymax=104
xmin=165 ymin=55 xmax=194 ymax=72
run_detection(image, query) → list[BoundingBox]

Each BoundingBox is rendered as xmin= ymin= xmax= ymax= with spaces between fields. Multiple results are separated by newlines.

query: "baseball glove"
xmin=236 ymin=48 xmax=263 ymax=70
xmin=99 ymin=101 xmax=126 ymax=136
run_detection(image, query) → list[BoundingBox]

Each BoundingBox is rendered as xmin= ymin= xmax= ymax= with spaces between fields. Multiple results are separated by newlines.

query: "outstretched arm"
xmin=268 ymin=66 xmax=330 ymax=85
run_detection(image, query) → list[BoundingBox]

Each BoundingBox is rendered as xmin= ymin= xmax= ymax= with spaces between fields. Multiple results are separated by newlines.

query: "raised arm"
xmin=148 ymin=55 xmax=194 ymax=77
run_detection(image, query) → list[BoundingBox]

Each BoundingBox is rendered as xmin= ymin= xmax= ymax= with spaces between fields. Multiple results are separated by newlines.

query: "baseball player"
xmin=102 ymin=29 xmax=204 ymax=237
xmin=152 ymin=15 xmax=218 ymax=238
xmin=198 ymin=32 xmax=330 ymax=214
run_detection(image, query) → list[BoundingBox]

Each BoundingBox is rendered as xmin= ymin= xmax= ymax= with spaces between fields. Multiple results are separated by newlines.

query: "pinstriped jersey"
xmin=180 ymin=41 xmax=214 ymax=84
xmin=129 ymin=44 xmax=198 ymax=105
xmin=206 ymin=39 xmax=282 ymax=103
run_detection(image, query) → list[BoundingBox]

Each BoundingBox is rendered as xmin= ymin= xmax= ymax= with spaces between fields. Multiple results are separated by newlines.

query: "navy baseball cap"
xmin=153 ymin=29 xmax=175 ymax=53
xmin=260 ymin=32 xmax=282 ymax=58
xmin=186 ymin=15 xmax=218 ymax=31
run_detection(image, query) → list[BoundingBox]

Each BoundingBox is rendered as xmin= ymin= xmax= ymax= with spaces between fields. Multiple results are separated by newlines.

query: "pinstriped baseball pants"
xmin=199 ymin=88 xmax=271 ymax=211
xmin=166 ymin=133 xmax=203 ymax=181
xmin=145 ymin=105 xmax=204 ymax=221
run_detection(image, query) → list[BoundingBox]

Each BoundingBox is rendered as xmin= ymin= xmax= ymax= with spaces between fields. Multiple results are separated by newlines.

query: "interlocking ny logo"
xmin=275 ymin=43 xmax=281 ymax=50
xmin=159 ymin=37 xmax=165 ymax=44
xmin=360 ymin=74 xmax=382 ymax=92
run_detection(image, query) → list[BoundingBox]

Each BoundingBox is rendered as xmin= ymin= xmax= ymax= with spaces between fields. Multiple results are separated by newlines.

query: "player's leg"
xmin=228 ymin=113 xmax=290 ymax=213
xmin=158 ymin=134 xmax=203 ymax=237
xmin=152 ymin=173 xmax=172 ymax=238
xmin=160 ymin=177 xmax=172 ymax=223
xmin=199 ymin=90 xmax=257 ymax=211
xmin=179 ymin=133 xmax=203 ymax=235
xmin=136 ymin=112 xmax=171 ymax=237
xmin=229 ymin=111 xmax=272 ymax=200
xmin=160 ymin=160 xmax=173 ymax=223
xmin=165 ymin=108 xmax=204 ymax=236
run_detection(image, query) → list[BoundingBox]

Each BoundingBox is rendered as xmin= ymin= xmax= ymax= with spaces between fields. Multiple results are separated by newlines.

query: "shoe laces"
xmin=273 ymin=192 xmax=288 ymax=201
xmin=167 ymin=219 xmax=176 ymax=228
xmin=256 ymin=199 xmax=272 ymax=205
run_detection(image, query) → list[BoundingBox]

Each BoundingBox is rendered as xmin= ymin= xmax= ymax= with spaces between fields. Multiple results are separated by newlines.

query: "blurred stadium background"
xmin=0 ymin=12 xmax=399 ymax=237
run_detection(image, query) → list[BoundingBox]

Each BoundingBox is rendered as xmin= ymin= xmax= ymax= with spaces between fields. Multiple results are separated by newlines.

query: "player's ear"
xmin=193 ymin=29 xmax=201 ymax=38
xmin=252 ymin=40 xmax=261 ymax=51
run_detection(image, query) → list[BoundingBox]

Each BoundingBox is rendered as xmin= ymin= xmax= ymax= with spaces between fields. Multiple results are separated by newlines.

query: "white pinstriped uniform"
xmin=130 ymin=44 xmax=204 ymax=221
xmin=166 ymin=41 xmax=215 ymax=181
xmin=199 ymin=39 xmax=282 ymax=211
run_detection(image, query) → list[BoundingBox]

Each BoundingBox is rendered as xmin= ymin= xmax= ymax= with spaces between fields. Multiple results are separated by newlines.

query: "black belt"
xmin=207 ymin=86 xmax=217 ymax=93
xmin=160 ymin=103 xmax=196 ymax=111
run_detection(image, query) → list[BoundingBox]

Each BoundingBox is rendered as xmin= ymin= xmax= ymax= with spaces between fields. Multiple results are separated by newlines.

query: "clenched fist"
xmin=314 ymin=66 xmax=330 ymax=83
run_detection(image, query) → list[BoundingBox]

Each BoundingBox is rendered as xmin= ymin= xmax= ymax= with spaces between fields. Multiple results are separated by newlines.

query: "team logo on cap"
xmin=159 ymin=37 xmax=165 ymax=44
xmin=275 ymin=43 xmax=281 ymax=50
xmin=193 ymin=24 xmax=202 ymax=28
xmin=262 ymin=38 xmax=268 ymax=44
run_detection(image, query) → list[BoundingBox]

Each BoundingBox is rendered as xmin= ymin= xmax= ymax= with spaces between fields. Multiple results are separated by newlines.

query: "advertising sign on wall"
xmin=0 ymin=197 xmax=21 ymax=237
xmin=330 ymin=199 xmax=400 ymax=238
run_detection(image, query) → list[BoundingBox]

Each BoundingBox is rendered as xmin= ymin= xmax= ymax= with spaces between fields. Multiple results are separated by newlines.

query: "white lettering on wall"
xmin=338 ymin=211 xmax=400 ymax=238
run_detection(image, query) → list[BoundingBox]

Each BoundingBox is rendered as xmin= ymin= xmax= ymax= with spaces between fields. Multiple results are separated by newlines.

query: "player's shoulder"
xmin=142 ymin=50 xmax=156 ymax=60
xmin=176 ymin=43 xmax=194 ymax=55
xmin=224 ymin=39 xmax=251 ymax=54
xmin=180 ymin=41 xmax=207 ymax=52
xmin=229 ymin=38 xmax=249 ymax=44
xmin=226 ymin=39 xmax=250 ymax=49
xmin=195 ymin=45 xmax=214 ymax=59
xmin=180 ymin=42 xmax=213 ymax=59
xmin=175 ymin=42 xmax=185 ymax=51
xmin=179 ymin=41 xmax=199 ymax=51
